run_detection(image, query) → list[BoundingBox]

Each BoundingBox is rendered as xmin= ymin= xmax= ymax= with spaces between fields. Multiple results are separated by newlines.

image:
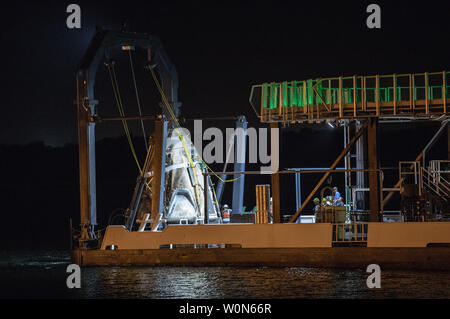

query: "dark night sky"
xmin=1 ymin=0 xmax=450 ymax=146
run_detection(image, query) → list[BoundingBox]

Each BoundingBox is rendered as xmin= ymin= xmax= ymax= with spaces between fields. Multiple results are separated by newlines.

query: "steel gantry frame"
xmin=76 ymin=28 xmax=181 ymax=244
xmin=249 ymin=71 xmax=450 ymax=223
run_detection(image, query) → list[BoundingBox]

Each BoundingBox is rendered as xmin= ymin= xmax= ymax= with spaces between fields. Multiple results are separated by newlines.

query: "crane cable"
xmin=148 ymin=65 xmax=204 ymax=209
xmin=107 ymin=62 xmax=156 ymax=192
xmin=128 ymin=50 xmax=148 ymax=152
xmin=148 ymin=66 xmax=244 ymax=213
xmin=148 ymin=66 xmax=240 ymax=212
xmin=147 ymin=65 xmax=239 ymax=185
xmin=106 ymin=61 xmax=143 ymax=174
xmin=106 ymin=57 xmax=236 ymax=212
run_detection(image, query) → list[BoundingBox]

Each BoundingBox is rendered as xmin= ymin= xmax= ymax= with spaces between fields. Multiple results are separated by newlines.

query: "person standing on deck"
xmin=313 ymin=197 xmax=321 ymax=223
xmin=333 ymin=187 xmax=341 ymax=204
xmin=222 ymin=204 xmax=231 ymax=223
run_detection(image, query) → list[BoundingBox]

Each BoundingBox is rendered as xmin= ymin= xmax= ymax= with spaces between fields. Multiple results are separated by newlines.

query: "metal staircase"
xmin=421 ymin=166 xmax=450 ymax=202
xmin=399 ymin=160 xmax=450 ymax=220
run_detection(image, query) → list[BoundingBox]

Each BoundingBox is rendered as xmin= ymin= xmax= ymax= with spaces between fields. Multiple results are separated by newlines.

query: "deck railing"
xmin=250 ymin=71 xmax=450 ymax=122
xmin=332 ymin=223 xmax=368 ymax=243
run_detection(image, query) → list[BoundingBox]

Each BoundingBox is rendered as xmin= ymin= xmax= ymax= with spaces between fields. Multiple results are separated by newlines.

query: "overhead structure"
xmin=250 ymin=72 xmax=449 ymax=123
xmin=76 ymin=28 xmax=219 ymax=244
xmin=250 ymin=71 xmax=450 ymax=223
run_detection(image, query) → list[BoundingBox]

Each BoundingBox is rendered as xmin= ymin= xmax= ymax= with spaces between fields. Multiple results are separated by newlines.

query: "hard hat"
xmin=223 ymin=204 xmax=229 ymax=208
xmin=313 ymin=198 xmax=320 ymax=202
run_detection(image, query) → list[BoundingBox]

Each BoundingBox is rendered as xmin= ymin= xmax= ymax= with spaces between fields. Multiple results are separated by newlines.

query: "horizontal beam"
xmin=92 ymin=115 xmax=242 ymax=123
xmin=204 ymin=168 xmax=381 ymax=176
xmin=354 ymin=188 xmax=400 ymax=192
xmin=91 ymin=115 xmax=157 ymax=122
xmin=182 ymin=116 xmax=241 ymax=121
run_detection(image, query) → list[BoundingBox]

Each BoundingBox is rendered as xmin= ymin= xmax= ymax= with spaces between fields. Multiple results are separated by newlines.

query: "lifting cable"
xmin=106 ymin=61 xmax=154 ymax=192
xmin=148 ymin=65 xmax=203 ymax=208
xmin=106 ymin=61 xmax=142 ymax=174
xmin=148 ymin=66 xmax=243 ymax=211
xmin=128 ymin=50 xmax=148 ymax=151
xmin=147 ymin=65 xmax=239 ymax=185
xmin=106 ymin=55 xmax=237 ymax=211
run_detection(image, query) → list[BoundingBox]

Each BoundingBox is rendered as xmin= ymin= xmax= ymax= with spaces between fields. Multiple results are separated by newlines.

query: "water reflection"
xmin=78 ymin=266 xmax=450 ymax=299
xmin=1 ymin=251 xmax=450 ymax=298
xmin=81 ymin=267 xmax=220 ymax=298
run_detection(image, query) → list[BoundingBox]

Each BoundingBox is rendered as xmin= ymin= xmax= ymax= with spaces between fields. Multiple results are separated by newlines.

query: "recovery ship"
xmin=71 ymin=28 xmax=450 ymax=270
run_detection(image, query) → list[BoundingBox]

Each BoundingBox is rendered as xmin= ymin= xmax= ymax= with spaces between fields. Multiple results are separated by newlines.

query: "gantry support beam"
xmin=368 ymin=119 xmax=381 ymax=222
xmin=149 ymin=118 xmax=168 ymax=231
xmin=232 ymin=116 xmax=248 ymax=214
xmin=355 ymin=120 xmax=366 ymax=210
xmin=215 ymin=116 xmax=246 ymax=206
xmin=270 ymin=122 xmax=281 ymax=223
xmin=76 ymin=28 xmax=181 ymax=240
xmin=76 ymin=69 xmax=97 ymax=241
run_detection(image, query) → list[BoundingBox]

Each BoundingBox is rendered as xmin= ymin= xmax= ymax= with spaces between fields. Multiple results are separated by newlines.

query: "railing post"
xmin=328 ymin=79 xmax=332 ymax=105
xmin=303 ymin=81 xmax=307 ymax=115
xmin=443 ymin=71 xmax=447 ymax=113
xmin=361 ymin=76 xmax=366 ymax=111
xmin=261 ymin=84 xmax=265 ymax=122
xmin=412 ymin=74 xmax=415 ymax=110
xmin=409 ymin=74 xmax=412 ymax=110
xmin=279 ymin=83 xmax=282 ymax=116
xmin=425 ymin=72 xmax=429 ymax=115
xmin=393 ymin=73 xmax=397 ymax=115
xmin=353 ymin=75 xmax=357 ymax=117
xmin=268 ymin=83 xmax=272 ymax=120
xmin=375 ymin=74 xmax=380 ymax=116
xmin=339 ymin=76 xmax=343 ymax=117
xmin=290 ymin=82 xmax=294 ymax=121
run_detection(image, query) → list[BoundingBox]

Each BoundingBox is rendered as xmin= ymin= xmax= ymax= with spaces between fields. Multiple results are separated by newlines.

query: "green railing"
xmin=249 ymin=72 xmax=450 ymax=121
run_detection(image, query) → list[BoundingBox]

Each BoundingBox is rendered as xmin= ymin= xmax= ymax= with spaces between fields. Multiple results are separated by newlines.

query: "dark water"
xmin=1 ymin=250 xmax=449 ymax=299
